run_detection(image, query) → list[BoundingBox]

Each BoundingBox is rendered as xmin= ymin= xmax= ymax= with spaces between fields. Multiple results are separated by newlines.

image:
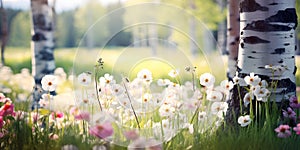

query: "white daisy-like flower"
xmin=211 ymin=102 xmax=228 ymax=118
xmin=77 ymin=72 xmax=91 ymax=86
xmin=137 ymin=69 xmax=152 ymax=83
xmin=159 ymin=104 xmax=175 ymax=117
xmin=168 ymin=69 xmax=179 ymax=78
xmin=244 ymin=72 xmax=261 ymax=86
xmin=238 ymin=115 xmax=251 ymax=127
xmin=258 ymin=80 xmax=268 ymax=88
xmin=233 ymin=75 xmax=247 ymax=86
xmin=199 ymin=73 xmax=215 ymax=87
xmin=243 ymin=92 xmax=254 ymax=107
xmin=220 ymin=80 xmax=234 ymax=91
xmin=157 ymin=79 xmax=171 ymax=86
xmin=111 ymin=84 xmax=124 ymax=96
xmin=206 ymin=90 xmax=223 ymax=101
xmin=99 ymin=73 xmax=115 ymax=87
xmin=198 ymin=111 xmax=207 ymax=120
xmin=141 ymin=93 xmax=152 ymax=103
xmin=183 ymin=123 xmax=194 ymax=134
xmin=253 ymin=86 xmax=270 ymax=102
xmin=41 ymin=75 xmax=58 ymax=92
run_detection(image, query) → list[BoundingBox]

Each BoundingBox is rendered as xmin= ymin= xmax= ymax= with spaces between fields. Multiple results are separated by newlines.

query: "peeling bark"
xmin=226 ymin=0 xmax=298 ymax=123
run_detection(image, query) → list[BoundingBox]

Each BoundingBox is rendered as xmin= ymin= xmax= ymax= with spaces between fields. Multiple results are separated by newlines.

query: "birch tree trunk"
xmin=217 ymin=0 xmax=228 ymax=55
xmin=226 ymin=0 xmax=298 ymax=123
xmin=0 ymin=0 xmax=8 ymax=66
xmin=226 ymin=0 xmax=240 ymax=79
xmin=31 ymin=0 xmax=55 ymax=98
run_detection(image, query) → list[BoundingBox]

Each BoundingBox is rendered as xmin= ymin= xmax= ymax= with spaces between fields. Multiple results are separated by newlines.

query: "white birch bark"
xmin=238 ymin=0 xmax=297 ymax=102
xmin=227 ymin=0 xmax=240 ymax=79
xmin=31 ymin=0 xmax=55 ymax=89
xmin=217 ymin=0 xmax=228 ymax=55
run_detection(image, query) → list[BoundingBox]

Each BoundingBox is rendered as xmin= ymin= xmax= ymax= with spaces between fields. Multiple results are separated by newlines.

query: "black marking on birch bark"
xmin=295 ymin=45 xmax=297 ymax=51
xmin=251 ymin=51 xmax=257 ymax=53
xmin=292 ymin=56 xmax=294 ymax=58
xmin=240 ymin=43 xmax=244 ymax=48
xmin=278 ymin=59 xmax=283 ymax=63
xmin=41 ymin=68 xmax=55 ymax=75
xmin=230 ymin=42 xmax=235 ymax=45
xmin=293 ymin=66 xmax=297 ymax=75
xmin=243 ymin=20 xmax=293 ymax=32
xmin=240 ymin=0 xmax=268 ymax=13
xmin=237 ymin=66 xmax=242 ymax=72
xmin=269 ymin=3 xmax=278 ymax=5
xmin=266 ymin=8 xmax=297 ymax=29
xmin=228 ymin=27 xmax=232 ymax=31
xmin=32 ymin=32 xmax=47 ymax=41
xmin=243 ymin=36 xmax=270 ymax=44
xmin=271 ymin=48 xmax=285 ymax=54
xmin=241 ymin=31 xmax=243 ymax=35
xmin=33 ymin=14 xmax=53 ymax=31
xmin=284 ymin=43 xmax=290 ymax=46
xmin=247 ymin=56 xmax=257 ymax=59
xmin=235 ymin=36 xmax=240 ymax=42
xmin=39 ymin=51 xmax=54 ymax=60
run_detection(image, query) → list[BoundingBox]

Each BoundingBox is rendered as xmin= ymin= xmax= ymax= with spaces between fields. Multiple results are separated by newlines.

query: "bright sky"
xmin=3 ymin=0 xmax=127 ymax=12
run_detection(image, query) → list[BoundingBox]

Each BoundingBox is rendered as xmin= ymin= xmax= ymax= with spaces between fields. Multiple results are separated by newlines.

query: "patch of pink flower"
xmin=89 ymin=122 xmax=113 ymax=139
xmin=74 ymin=111 xmax=90 ymax=122
xmin=0 ymin=101 xmax=14 ymax=117
xmin=0 ymin=116 xmax=4 ymax=128
xmin=289 ymin=95 xmax=300 ymax=109
xmin=293 ymin=123 xmax=300 ymax=135
xmin=275 ymin=125 xmax=291 ymax=138
xmin=282 ymin=107 xmax=296 ymax=120
xmin=123 ymin=130 xmax=139 ymax=140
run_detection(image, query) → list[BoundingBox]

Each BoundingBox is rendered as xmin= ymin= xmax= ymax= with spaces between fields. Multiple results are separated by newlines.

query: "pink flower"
xmin=74 ymin=111 xmax=90 ymax=122
xmin=289 ymin=96 xmax=300 ymax=109
xmin=0 ymin=102 xmax=14 ymax=117
xmin=123 ymin=130 xmax=139 ymax=140
xmin=282 ymin=107 xmax=296 ymax=120
xmin=0 ymin=116 xmax=4 ymax=128
xmin=89 ymin=122 xmax=114 ymax=139
xmin=49 ymin=133 xmax=59 ymax=140
xmin=293 ymin=123 xmax=300 ymax=135
xmin=51 ymin=111 xmax=64 ymax=120
xmin=275 ymin=125 xmax=291 ymax=138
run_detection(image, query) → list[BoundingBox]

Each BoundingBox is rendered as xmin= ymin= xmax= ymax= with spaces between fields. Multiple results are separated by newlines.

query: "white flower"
xmin=198 ymin=111 xmax=207 ymax=120
xmin=244 ymin=72 xmax=261 ymax=86
xmin=41 ymin=75 xmax=58 ymax=92
xmin=157 ymin=79 xmax=171 ymax=86
xmin=258 ymin=80 xmax=268 ymax=88
xmin=77 ymin=72 xmax=91 ymax=86
xmin=238 ymin=115 xmax=251 ymax=127
xmin=159 ymin=104 xmax=175 ymax=117
xmin=137 ymin=69 xmax=152 ymax=83
xmin=183 ymin=123 xmax=194 ymax=134
xmin=168 ymin=69 xmax=179 ymax=78
xmin=141 ymin=93 xmax=152 ymax=103
xmin=233 ymin=76 xmax=247 ymax=86
xmin=199 ymin=73 xmax=215 ymax=87
xmin=39 ymin=99 xmax=49 ymax=108
xmin=206 ymin=90 xmax=223 ymax=101
xmin=220 ymin=80 xmax=234 ymax=91
xmin=111 ymin=84 xmax=124 ymax=96
xmin=243 ymin=92 xmax=254 ymax=107
xmin=161 ymin=119 xmax=170 ymax=129
xmin=211 ymin=102 xmax=228 ymax=118
xmin=253 ymin=86 xmax=270 ymax=102
xmin=99 ymin=73 xmax=114 ymax=87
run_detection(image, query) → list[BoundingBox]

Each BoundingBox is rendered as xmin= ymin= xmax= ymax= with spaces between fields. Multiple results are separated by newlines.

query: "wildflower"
xmin=289 ymin=95 xmax=300 ymax=109
xmin=244 ymin=72 xmax=261 ymax=86
xmin=39 ymin=99 xmax=49 ymax=108
xmin=41 ymin=75 xmax=58 ymax=92
xmin=238 ymin=115 xmax=251 ymax=127
xmin=243 ymin=92 xmax=254 ymax=107
xmin=159 ymin=104 xmax=175 ymax=117
xmin=211 ymin=102 xmax=228 ymax=118
xmin=0 ymin=116 xmax=4 ymax=128
xmin=0 ymin=101 xmax=14 ymax=117
xmin=220 ymin=80 xmax=234 ymax=91
xmin=141 ymin=93 xmax=152 ymax=103
xmin=74 ymin=111 xmax=90 ymax=122
xmin=232 ymin=74 xmax=247 ymax=86
xmin=275 ymin=125 xmax=291 ymax=138
xmin=282 ymin=107 xmax=296 ymax=120
xmin=183 ymin=123 xmax=194 ymax=134
xmin=77 ymin=72 xmax=92 ymax=86
xmin=157 ymin=79 xmax=171 ymax=86
xmin=293 ymin=123 xmax=300 ymax=135
xmin=49 ymin=133 xmax=59 ymax=140
xmin=137 ymin=69 xmax=153 ymax=83
xmin=253 ymin=86 xmax=270 ymax=102
xmin=111 ymin=84 xmax=124 ymax=96
xmin=206 ymin=90 xmax=223 ymax=101
xmin=168 ymin=69 xmax=179 ymax=78
xmin=50 ymin=111 xmax=64 ymax=122
xmin=99 ymin=73 xmax=115 ymax=87
xmin=258 ymin=80 xmax=268 ymax=88
xmin=89 ymin=122 xmax=114 ymax=139
xmin=123 ymin=130 xmax=139 ymax=140
xmin=199 ymin=73 xmax=215 ymax=87
xmin=198 ymin=111 xmax=207 ymax=120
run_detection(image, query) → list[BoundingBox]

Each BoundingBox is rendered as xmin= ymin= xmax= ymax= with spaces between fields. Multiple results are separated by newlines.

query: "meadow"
xmin=1 ymin=47 xmax=300 ymax=149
